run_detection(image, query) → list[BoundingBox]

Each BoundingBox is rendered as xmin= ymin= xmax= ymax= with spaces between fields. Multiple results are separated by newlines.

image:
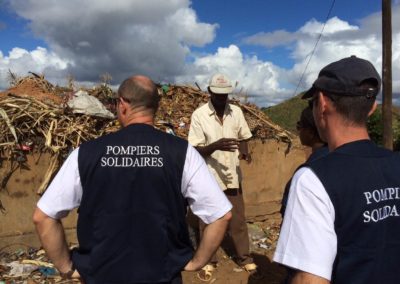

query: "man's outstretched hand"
xmin=212 ymin=138 xmax=239 ymax=152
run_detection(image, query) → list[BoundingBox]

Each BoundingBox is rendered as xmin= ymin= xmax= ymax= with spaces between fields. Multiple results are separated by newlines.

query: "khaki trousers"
xmin=199 ymin=187 xmax=253 ymax=266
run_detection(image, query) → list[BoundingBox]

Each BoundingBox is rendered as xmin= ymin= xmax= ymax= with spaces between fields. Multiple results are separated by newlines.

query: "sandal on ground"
xmin=197 ymin=264 xmax=215 ymax=282
xmin=243 ymin=263 xmax=263 ymax=279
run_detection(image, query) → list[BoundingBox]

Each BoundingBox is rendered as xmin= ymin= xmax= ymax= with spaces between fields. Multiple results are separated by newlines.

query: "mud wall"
xmin=0 ymin=139 xmax=307 ymax=248
xmin=241 ymin=139 xmax=307 ymax=221
xmin=0 ymin=153 xmax=78 ymax=250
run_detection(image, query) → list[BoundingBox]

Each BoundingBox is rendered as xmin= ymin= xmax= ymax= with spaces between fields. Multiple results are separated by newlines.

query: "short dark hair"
xmin=299 ymin=105 xmax=317 ymax=130
xmin=323 ymin=80 xmax=376 ymax=125
xmin=118 ymin=77 xmax=160 ymax=113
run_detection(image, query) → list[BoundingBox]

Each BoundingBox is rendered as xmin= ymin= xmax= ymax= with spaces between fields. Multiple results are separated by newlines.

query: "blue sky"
xmin=0 ymin=0 xmax=399 ymax=106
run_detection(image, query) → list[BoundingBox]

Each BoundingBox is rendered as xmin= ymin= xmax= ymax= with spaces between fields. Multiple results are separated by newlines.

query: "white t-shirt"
xmin=38 ymin=144 xmax=232 ymax=225
xmin=273 ymin=167 xmax=337 ymax=281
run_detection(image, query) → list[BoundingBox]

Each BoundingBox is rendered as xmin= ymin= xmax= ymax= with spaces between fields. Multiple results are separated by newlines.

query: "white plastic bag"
xmin=67 ymin=90 xmax=115 ymax=119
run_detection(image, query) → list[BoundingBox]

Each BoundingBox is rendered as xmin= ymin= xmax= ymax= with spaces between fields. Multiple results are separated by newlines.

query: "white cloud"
xmin=242 ymin=7 xmax=400 ymax=104
xmin=243 ymin=30 xmax=299 ymax=48
xmin=175 ymin=45 xmax=290 ymax=106
xmin=0 ymin=47 xmax=70 ymax=90
xmin=0 ymin=1 xmax=399 ymax=107
xmin=6 ymin=0 xmax=216 ymax=83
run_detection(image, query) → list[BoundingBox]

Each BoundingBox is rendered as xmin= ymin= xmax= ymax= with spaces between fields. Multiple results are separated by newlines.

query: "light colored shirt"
xmin=273 ymin=167 xmax=337 ymax=281
xmin=38 ymin=144 xmax=232 ymax=225
xmin=188 ymin=101 xmax=252 ymax=190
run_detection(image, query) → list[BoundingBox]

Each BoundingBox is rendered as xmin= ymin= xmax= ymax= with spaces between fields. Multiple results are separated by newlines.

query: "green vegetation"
xmin=367 ymin=105 xmax=400 ymax=150
xmin=262 ymin=94 xmax=307 ymax=133
xmin=263 ymin=95 xmax=400 ymax=150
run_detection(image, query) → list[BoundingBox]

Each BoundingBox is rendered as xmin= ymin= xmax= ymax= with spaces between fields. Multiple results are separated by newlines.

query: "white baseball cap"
xmin=208 ymin=73 xmax=234 ymax=94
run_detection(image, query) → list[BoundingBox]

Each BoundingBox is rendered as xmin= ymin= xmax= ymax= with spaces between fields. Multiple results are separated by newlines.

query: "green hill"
xmin=262 ymin=94 xmax=307 ymax=133
xmin=263 ymin=94 xmax=400 ymax=150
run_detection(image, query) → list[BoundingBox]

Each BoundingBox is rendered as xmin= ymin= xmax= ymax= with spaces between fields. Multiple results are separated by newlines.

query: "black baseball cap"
xmin=302 ymin=55 xmax=381 ymax=99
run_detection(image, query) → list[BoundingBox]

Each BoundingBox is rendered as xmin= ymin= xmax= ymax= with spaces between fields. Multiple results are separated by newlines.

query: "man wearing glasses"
xmin=33 ymin=75 xmax=232 ymax=283
xmin=274 ymin=56 xmax=400 ymax=284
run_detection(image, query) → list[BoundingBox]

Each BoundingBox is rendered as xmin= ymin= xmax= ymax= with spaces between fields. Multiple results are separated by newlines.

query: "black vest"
xmin=280 ymin=146 xmax=329 ymax=217
xmin=307 ymin=140 xmax=400 ymax=284
xmin=72 ymin=124 xmax=193 ymax=283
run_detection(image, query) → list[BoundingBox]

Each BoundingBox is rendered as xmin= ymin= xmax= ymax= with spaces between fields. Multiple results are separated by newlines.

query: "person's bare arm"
xmin=184 ymin=211 xmax=232 ymax=271
xmin=238 ymin=140 xmax=251 ymax=163
xmin=32 ymin=207 xmax=80 ymax=278
xmin=290 ymin=271 xmax=330 ymax=284
xmin=195 ymin=138 xmax=239 ymax=157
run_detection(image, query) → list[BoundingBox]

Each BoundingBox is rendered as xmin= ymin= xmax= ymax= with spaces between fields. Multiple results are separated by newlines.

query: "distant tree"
xmin=367 ymin=107 xmax=400 ymax=151
xmin=367 ymin=108 xmax=384 ymax=146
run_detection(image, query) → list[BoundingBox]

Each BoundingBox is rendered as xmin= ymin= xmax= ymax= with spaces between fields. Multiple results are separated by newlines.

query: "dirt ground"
xmin=181 ymin=216 xmax=287 ymax=284
xmin=0 ymin=217 xmax=286 ymax=284
xmin=0 ymin=95 xmax=299 ymax=283
xmin=182 ymin=250 xmax=286 ymax=284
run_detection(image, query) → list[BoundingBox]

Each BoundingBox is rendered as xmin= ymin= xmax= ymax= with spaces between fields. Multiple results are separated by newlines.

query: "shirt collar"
xmin=207 ymin=101 xmax=232 ymax=116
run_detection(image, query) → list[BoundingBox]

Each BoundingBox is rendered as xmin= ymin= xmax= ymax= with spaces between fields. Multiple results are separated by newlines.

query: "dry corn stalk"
xmin=37 ymin=153 xmax=59 ymax=194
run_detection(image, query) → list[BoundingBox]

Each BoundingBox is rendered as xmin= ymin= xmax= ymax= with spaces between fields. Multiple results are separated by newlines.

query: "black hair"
xmin=324 ymin=79 xmax=376 ymax=126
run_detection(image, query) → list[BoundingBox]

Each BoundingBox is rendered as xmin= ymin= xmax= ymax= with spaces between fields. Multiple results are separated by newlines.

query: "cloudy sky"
xmin=0 ymin=0 xmax=399 ymax=106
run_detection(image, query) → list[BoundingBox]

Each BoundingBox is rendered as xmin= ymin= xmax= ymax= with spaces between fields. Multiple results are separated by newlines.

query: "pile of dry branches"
xmin=0 ymin=94 xmax=118 ymax=194
xmin=0 ymin=76 xmax=293 ymax=199
xmin=8 ymin=72 xmax=55 ymax=94
xmin=156 ymin=84 xmax=293 ymax=143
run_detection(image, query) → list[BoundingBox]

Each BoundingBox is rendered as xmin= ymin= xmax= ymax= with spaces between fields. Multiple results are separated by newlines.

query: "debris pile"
xmin=0 ymin=244 xmax=79 ymax=283
xmin=156 ymin=84 xmax=293 ymax=142
xmin=0 ymin=75 xmax=293 ymax=197
xmin=0 ymin=75 xmax=290 ymax=283
xmin=248 ymin=221 xmax=281 ymax=253
xmin=0 ymin=75 xmax=118 ymax=195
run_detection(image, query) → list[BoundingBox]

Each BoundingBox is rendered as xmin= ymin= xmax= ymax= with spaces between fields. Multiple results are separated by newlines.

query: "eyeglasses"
xmin=308 ymin=99 xmax=314 ymax=109
xmin=308 ymin=92 xmax=339 ymax=109
xmin=296 ymin=121 xmax=305 ymax=130
xmin=108 ymin=96 xmax=131 ymax=115
xmin=111 ymin=96 xmax=131 ymax=106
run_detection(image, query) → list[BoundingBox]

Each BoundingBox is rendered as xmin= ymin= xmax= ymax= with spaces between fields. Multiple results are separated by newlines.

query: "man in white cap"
xmin=188 ymin=73 xmax=257 ymax=280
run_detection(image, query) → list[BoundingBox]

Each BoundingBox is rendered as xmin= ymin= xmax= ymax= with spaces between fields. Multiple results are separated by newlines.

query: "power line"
xmin=292 ymin=0 xmax=336 ymax=97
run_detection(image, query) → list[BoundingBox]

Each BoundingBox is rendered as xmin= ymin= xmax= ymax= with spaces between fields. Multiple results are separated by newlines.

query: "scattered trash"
xmin=0 ymin=245 xmax=79 ymax=283
xmin=22 ymin=259 xmax=53 ymax=267
xmin=161 ymin=85 xmax=170 ymax=93
xmin=248 ymin=223 xmax=267 ymax=241
xmin=67 ymin=90 xmax=115 ymax=119
xmin=38 ymin=266 xmax=57 ymax=276
xmin=7 ymin=261 xmax=38 ymax=277
xmin=258 ymin=243 xmax=270 ymax=250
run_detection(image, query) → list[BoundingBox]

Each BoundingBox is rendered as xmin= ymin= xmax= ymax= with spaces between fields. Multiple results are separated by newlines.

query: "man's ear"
xmin=368 ymin=101 xmax=378 ymax=117
xmin=315 ymin=91 xmax=328 ymax=115
xmin=119 ymin=98 xmax=129 ymax=116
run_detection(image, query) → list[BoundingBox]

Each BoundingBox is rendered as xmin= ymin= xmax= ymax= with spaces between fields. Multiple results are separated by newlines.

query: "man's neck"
xmin=311 ymin=142 xmax=326 ymax=153
xmin=121 ymin=109 xmax=154 ymax=127
xmin=327 ymin=126 xmax=370 ymax=151
xmin=211 ymin=102 xmax=226 ymax=120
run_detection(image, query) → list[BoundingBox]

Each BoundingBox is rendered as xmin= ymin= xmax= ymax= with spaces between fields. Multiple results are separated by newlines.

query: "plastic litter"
xmin=67 ymin=90 xmax=115 ymax=119
xmin=7 ymin=261 xmax=38 ymax=277
xmin=161 ymin=85 xmax=169 ymax=93
xmin=38 ymin=266 xmax=57 ymax=276
xmin=22 ymin=259 xmax=54 ymax=267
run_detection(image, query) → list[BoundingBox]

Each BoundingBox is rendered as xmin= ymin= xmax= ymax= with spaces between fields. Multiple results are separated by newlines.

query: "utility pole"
xmin=382 ymin=0 xmax=393 ymax=150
